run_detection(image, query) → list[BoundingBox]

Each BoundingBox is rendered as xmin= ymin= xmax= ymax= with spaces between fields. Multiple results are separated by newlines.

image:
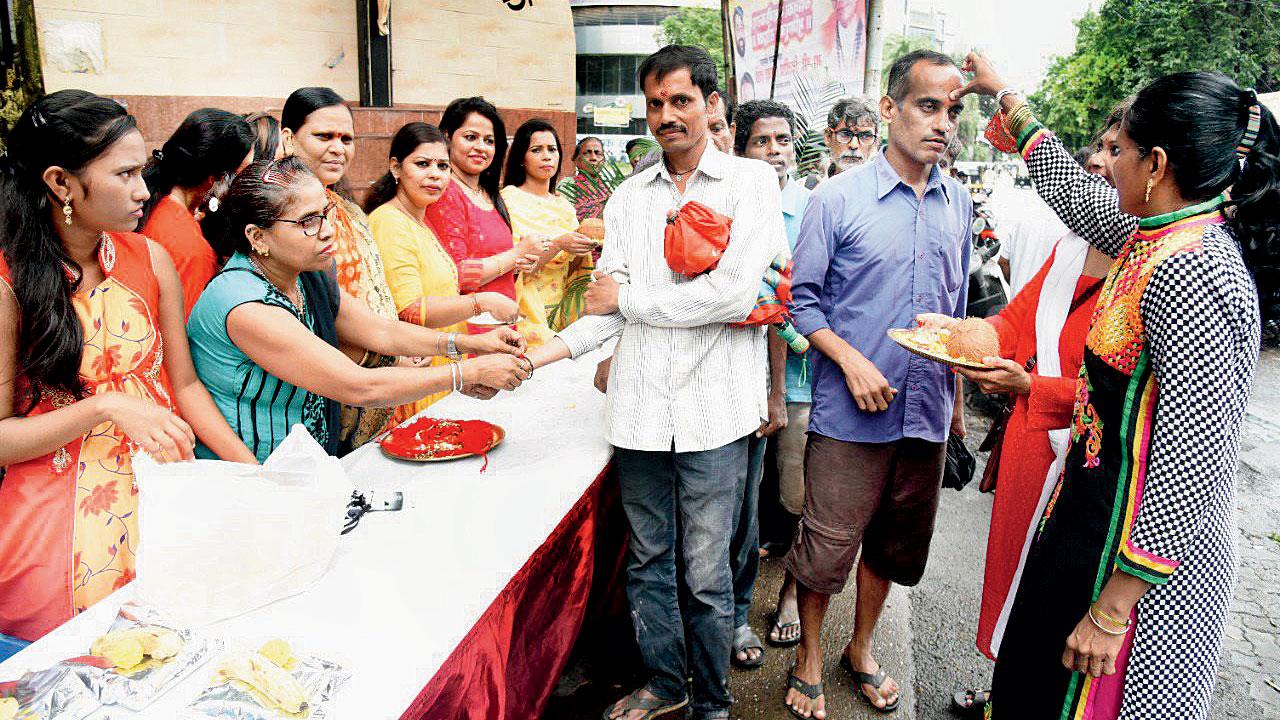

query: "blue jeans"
xmin=0 ymin=633 xmax=29 ymax=663
xmin=731 ymin=435 xmax=767 ymax=629
xmin=615 ymin=437 xmax=748 ymax=714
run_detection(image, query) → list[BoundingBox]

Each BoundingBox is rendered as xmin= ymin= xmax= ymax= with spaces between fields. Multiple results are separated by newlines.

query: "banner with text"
xmin=728 ymin=0 xmax=868 ymax=106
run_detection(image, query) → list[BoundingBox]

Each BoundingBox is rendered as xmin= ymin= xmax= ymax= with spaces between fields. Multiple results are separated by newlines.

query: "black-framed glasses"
xmin=274 ymin=201 xmax=335 ymax=237
xmin=835 ymin=129 xmax=877 ymax=144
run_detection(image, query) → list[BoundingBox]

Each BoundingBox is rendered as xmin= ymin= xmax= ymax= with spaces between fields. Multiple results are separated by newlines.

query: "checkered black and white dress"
xmin=988 ymin=125 xmax=1259 ymax=720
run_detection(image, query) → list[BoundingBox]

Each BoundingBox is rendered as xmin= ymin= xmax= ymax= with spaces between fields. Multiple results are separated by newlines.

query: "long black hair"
xmin=281 ymin=87 xmax=353 ymax=199
xmin=504 ymin=119 xmax=563 ymax=193
xmin=220 ymin=156 xmax=317 ymax=258
xmin=438 ymin=96 xmax=510 ymax=227
xmin=362 ymin=122 xmax=449 ymax=214
xmin=138 ymin=108 xmax=253 ymax=227
xmin=1124 ymin=71 xmax=1280 ymax=326
xmin=245 ymin=111 xmax=282 ymax=161
xmin=0 ymin=90 xmax=138 ymax=413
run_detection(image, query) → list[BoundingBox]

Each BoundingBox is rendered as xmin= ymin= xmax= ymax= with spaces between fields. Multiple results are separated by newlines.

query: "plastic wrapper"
xmin=183 ymin=643 xmax=349 ymax=720
xmin=0 ymin=665 xmax=99 ymax=720
xmin=67 ymin=602 xmax=220 ymax=711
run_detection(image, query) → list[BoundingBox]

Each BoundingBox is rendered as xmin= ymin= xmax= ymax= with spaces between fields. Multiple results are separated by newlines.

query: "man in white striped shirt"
xmin=526 ymin=45 xmax=786 ymax=720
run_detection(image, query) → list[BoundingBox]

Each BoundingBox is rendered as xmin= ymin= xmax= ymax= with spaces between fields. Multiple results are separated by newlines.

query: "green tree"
xmin=655 ymin=8 xmax=727 ymax=90
xmin=1 ymin=0 xmax=44 ymax=147
xmin=1031 ymin=0 xmax=1280 ymax=151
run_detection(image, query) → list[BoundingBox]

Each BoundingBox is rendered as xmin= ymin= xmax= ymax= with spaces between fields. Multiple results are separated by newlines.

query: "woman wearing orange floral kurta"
xmin=281 ymin=86 xmax=399 ymax=451
xmin=0 ymin=92 xmax=253 ymax=648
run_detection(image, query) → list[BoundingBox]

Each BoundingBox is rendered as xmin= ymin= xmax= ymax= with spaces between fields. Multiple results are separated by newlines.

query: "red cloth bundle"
xmin=662 ymin=200 xmax=793 ymax=328
xmin=984 ymin=110 xmax=1019 ymax=154
xmin=664 ymin=200 xmax=730 ymax=276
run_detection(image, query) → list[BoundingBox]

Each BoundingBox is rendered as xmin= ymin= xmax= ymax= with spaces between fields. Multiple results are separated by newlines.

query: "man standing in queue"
xmin=782 ymin=49 xmax=972 ymax=717
xmin=526 ymin=45 xmax=785 ymax=720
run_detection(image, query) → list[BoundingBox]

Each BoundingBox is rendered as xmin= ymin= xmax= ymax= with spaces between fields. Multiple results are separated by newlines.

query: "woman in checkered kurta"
xmin=978 ymin=71 xmax=1275 ymax=720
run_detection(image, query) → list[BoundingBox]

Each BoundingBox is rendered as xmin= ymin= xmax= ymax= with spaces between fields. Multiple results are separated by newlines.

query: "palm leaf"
xmin=547 ymin=270 xmax=594 ymax=331
xmin=789 ymin=73 xmax=848 ymax=179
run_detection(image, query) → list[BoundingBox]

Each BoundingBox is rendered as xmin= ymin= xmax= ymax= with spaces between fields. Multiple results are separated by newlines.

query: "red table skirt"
xmin=401 ymin=463 xmax=625 ymax=719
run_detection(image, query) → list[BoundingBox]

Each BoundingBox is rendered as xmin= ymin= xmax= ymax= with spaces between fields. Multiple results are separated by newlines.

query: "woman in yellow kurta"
xmin=365 ymin=122 xmax=520 ymax=423
xmin=500 ymin=120 xmax=597 ymax=332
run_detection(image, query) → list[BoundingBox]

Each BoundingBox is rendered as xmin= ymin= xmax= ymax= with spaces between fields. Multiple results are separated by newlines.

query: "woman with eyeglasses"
xmin=187 ymin=157 xmax=532 ymax=463
xmin=138 ymin=108 xmax=255 ymax=319
xmin=0 ymin=91 xmax=256 ymax=652
xmin=280 ymin=86 xmax=401 ymax=451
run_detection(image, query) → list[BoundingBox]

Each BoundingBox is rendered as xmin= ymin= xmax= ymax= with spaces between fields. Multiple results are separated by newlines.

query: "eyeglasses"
xmin=274 ymin=201 xmax=335 ymax=237
xmin=834 ymin=129 xmax=878 ymax=144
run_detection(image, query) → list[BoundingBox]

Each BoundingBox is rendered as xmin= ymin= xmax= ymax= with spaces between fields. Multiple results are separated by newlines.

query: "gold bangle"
xmin=1087 ymin=607 xmax=1128 ymax=636
xmin=1006 ymin=102 xmax=1035 ymax=138
xmin=1090 ymin=603 xmax=1131 ymax=630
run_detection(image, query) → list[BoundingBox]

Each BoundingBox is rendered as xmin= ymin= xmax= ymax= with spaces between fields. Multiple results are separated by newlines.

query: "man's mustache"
xmin=658 ymin=123 xmax=687 ymax=134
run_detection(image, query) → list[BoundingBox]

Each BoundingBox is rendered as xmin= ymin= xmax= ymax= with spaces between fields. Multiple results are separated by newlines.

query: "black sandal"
xmin=600 ymin=688 xmax=689 ymax=720
xmin=840 ymin=654 xmax=900 ymax=713
xmin=784 ymin=667 xmax=824 ymax=719
xmin=731 ymin=624 xmax=765 ymax=669
xmin=951 ymin=688 xmax=990 ymax=717
xmin=767 ymin=610 xmax=802 ymax=647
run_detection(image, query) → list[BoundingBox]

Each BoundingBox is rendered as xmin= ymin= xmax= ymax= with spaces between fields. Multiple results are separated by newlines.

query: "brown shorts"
xmin=783 ymin=433 xmax=946 ymax=594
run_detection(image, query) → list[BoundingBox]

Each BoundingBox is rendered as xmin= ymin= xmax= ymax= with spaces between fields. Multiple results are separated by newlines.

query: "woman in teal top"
xmin=188 ymin=157 xmax=533 ymax=462
xmin=188 ymin=252 xmax=341 ymax=460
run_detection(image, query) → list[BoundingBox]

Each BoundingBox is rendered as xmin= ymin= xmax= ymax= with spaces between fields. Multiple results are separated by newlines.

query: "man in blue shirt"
xmin=782 ymin=50 xmax=972 ymax=717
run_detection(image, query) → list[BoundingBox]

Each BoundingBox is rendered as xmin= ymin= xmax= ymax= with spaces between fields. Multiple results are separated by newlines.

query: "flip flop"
xmin=951 ymin=688 xmax=990 ymax=717
xmin=731 ymin=624 xmax=765 ymax=669
xmin=767 ymin=610 xmax=802 ymax=647
xmin=785 ymin=666 xmax=825 ymax=719
xmin=600 ymin=688 xmax=689 ymax=720
xmin=840 ymin=654 xmax=900 ymax=713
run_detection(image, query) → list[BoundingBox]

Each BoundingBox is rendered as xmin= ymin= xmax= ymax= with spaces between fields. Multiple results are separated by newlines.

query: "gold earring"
xmin=62 ymin=197 xmax=73 ymax=226
xmin=258 ymin=246 xmax=270 ymax=258
xmin=1144 ymin=178 xmax=1153 ymax=203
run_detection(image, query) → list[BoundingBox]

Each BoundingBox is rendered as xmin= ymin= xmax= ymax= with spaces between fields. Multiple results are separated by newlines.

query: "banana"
xmin=217 ymin=654 xmax=309 ymax=714
xmin=258 ymin=638 xmax=296 ymax=670
xmin=91 ymin=627 xmax=184 ymax=669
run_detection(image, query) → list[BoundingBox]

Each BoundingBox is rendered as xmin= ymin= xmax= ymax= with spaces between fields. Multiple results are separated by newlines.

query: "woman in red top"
xmin=425 ymin=98 xmax=542 ymax=313
xmin=138 ymin=108 xmax=254 ymax=317
xmin=0 ymin=91 xmax=255 ymax=652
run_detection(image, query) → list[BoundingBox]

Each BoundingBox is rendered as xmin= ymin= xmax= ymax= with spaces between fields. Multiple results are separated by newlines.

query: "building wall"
xmin=393 ymin=1 xmax=575 ymax=111
xmin=32 ymin=0 xmax=578 ymax=197
xmin=34 ymin=0 xmax=360 ymax=98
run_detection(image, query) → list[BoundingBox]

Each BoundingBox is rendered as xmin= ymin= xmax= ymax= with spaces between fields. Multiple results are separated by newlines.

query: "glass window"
xmin=576 ymin=55 xmax=645 ymax=96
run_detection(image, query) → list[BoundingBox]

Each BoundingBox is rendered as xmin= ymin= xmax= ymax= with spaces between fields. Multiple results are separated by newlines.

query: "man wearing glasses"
xmin=805 ymin=97 xmax=881 ymax=189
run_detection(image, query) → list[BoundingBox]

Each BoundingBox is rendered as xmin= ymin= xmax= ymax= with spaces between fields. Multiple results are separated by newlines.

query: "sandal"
xmin=840 ymin=654 xmax=900 ymax=713
xmin=951 ymin=688 xmax=990 ymax=718
xmin=767 ymin=611 xmax=802 ymax=647
xmin=600 ymin=687 xmax=689 ymax=720
xmin=731 ymin=624 xmax=765 ymax=669
xmin=693 ymin=711 xmax=731 ymax=720
xmin=784 ymin=667 xmax=824 ymax=719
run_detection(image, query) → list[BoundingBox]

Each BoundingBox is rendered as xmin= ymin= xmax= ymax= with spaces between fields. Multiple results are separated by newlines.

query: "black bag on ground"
xmin=943 ymin=434 xmax=976 ymax=491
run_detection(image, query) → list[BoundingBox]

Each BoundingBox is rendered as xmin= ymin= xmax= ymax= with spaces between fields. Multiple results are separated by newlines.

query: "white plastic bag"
xmin=133 ymin=426 xmax=351 ymax=626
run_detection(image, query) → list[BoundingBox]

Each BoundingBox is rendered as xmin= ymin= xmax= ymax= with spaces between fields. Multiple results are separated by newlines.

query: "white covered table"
xmin=0 ymin=352 xmax=616 ymax=718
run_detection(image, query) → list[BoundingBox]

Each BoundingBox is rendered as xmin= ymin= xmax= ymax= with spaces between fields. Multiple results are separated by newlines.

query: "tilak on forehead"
xmin=659 ymin=88 xmax=669 ymax=99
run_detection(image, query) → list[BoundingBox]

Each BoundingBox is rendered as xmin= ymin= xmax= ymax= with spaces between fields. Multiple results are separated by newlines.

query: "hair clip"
xmin=1237 ymin=88 xmax=1262 ymax=159
xmin=152 ymin=149 xmax=164 ymax=161
xmin=29 ymin=108 xmax=47 ymax=128
xmin=260 ymin=162 xmax=295 ymax=188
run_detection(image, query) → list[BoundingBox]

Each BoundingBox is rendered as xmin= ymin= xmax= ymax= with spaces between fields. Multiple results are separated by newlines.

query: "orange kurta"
xmin=141 ymin=195 xmax=217 ymax=320
xmin=0 ymin=233 xmax=175 ymax=642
